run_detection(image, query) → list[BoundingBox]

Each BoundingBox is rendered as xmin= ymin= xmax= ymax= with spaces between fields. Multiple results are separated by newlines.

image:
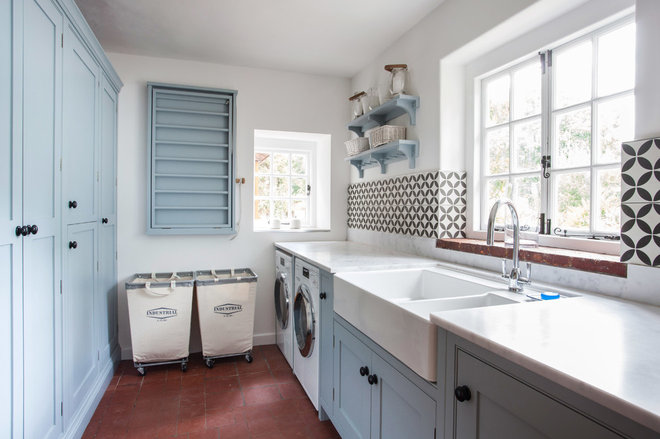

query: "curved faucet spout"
xmin=486 ymin=200 xmax=523 ymax=291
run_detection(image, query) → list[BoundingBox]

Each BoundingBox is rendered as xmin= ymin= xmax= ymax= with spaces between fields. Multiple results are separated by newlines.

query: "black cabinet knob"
xmin=102 ymin=218 xmax=109 ymax=224
xmin=15 ymin=226 xmax=28 ymax=237
xmin=320 ymin=292 xmax=327 ymax=300
xmin=28 ymin=224 xmax=38 ymax=235
xmin=367 ymin=374 xmax=378 ymax=385
xmin=69 ymin=201 xmax=77 ymax=209
xmin=69 ymin=241 xmax=78 ymax=249
xmin=454 ymin=385 xmax=471 ymax=402
xmin=359 ymin=366 xmax=369 ymax=377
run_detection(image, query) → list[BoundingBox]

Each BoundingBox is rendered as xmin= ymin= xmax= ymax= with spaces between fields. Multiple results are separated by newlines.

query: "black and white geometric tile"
xmin=439 ymin=171 xmax=467 ymax=238
xmin=620 ymin=138 xmax=660 ymax=267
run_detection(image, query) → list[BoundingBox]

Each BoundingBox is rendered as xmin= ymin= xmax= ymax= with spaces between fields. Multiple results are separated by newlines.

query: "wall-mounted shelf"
xmin=345 ymin=140 xmax=419 ymax=178
xmin=347 ymin=94 xmax=420 ymax=137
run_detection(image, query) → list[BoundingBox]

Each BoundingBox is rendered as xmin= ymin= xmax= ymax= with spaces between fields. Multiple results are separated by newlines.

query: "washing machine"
xmin=293 ymin=259 xmax=320 ymax=409
xmin=274 ymin=250 xmax=294 ymax=368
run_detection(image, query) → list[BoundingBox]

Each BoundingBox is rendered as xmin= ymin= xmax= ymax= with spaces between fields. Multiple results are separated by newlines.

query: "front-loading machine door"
xmin=294 ymin=284 xmax=315 ymax=358
xmin=274 ymin=272 xmax=289 ymax=329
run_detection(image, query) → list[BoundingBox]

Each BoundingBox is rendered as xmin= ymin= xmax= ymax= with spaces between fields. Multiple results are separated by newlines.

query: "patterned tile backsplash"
xmin=620 ymin=138 xmax=660 ymax=267
xmin=347 ymin=170 xmax=466 ymax=239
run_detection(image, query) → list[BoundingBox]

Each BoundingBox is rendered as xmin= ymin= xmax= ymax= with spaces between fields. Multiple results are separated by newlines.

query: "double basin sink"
xmin=334 ymin=265 xmax=569 ymax=381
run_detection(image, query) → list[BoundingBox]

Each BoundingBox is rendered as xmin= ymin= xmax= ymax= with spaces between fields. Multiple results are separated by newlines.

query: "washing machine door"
xmin=294 ymin=284 xmax=315 ymax=358
xmin=274 ymin=272 xmax=289 ymax=330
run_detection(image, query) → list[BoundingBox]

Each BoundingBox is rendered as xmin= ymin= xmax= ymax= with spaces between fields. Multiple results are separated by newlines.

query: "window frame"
xmin=475 ymin=15 xmax=635 ymax=246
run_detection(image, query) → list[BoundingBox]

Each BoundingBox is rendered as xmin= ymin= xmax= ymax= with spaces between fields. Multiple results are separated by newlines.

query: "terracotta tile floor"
xmin=83 ymin=345 xmax=340 ymax=439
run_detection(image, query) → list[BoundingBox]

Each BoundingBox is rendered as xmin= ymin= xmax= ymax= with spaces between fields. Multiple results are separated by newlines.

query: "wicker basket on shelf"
xmin=345 ymin=137 xmax=370 ymax=156
xmin=368 ymin=125 xmax=406 ymax=148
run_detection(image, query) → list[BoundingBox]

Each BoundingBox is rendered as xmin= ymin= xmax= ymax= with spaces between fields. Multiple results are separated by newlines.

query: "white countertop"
xmin=431 ymin=295 xmax=660 ymax=433
xmin=274 ymin=240 xmax=437 ymax=273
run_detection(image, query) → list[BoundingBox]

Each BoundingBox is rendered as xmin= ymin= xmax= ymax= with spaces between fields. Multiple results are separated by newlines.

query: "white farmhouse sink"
xmin=334 ymin=266 xmax=531 ymax=382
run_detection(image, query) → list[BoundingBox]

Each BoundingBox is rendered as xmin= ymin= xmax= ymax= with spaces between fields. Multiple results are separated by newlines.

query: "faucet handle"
xmin=519 ymin=262 xmax=532 ymax=284
xmin=500 ymin=259 xmax=508 ymax=279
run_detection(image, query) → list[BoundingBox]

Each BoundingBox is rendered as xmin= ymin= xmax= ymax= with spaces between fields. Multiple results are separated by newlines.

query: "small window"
xmin=253 ymin=130 xmax=331 ymax=230
xmin=146 ymin=83 xmax=237 ymax=235
xmin=478 ymin=18 xmax=635 ymax=237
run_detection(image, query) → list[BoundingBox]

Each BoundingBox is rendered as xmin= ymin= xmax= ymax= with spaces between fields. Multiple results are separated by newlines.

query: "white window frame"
xmin=254 ymin=146 xmax=316 ymax=228
xmin=473 ymin=15 xmax=634 ymax=253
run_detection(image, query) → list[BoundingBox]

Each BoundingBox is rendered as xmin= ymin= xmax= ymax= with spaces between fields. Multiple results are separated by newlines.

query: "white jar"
xmin=391 ymin=67 xmax=407 ymax=95
xmin=290 ymin=218 xmax=301 ymax=229
xmin=271 ymin=218 xmax=280 ymax=229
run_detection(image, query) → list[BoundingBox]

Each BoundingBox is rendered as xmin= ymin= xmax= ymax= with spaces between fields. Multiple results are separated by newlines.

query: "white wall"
xmin=111 ymin=52 xmax=350 ymax=359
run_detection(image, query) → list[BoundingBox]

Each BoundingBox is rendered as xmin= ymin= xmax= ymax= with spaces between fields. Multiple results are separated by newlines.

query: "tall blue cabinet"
xmin=1 ymin=0 xmax=122 ymax=438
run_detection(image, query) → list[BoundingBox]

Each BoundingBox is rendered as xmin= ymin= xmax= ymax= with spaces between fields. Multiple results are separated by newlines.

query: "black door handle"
xmin=454 ymin=385 xmax=471 ymax=402
xmin=69 ymin=200 xmax=77 ymax=209
xmin=359 ymin=366 xmax=369 ymax=377
xmin=367 ymin=374 xmax=378 ymax=385
xmin=15 ymin=226 xmax=28 ymax=237
xmin=69 ymin=241 xmax=78 ymax=249
xmin=28 ymin=225 xmax=38 ymax=235
xmin=102 ymin=218 xmax=109 ymax=224
xmin=320 ymin=292 xmax=327 ymax=300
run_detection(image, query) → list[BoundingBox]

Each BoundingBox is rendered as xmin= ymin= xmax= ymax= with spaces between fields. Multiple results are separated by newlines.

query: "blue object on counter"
xmin=541 ymin=292 xmax=560 ymax=300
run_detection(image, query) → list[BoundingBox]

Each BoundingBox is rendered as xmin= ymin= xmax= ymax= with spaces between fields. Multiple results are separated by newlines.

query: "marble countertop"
xmin=274 ymin=240 xmax=437 ymax=273
xmin=431 ymin=295 xmax=660 ymax=433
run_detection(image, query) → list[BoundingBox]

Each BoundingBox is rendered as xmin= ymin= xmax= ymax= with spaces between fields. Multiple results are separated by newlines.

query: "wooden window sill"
xmin=436 ymin=238 xmax=627 ymax=278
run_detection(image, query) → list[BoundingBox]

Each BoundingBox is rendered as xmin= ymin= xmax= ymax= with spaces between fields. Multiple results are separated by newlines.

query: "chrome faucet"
xmin=486 ymin=200 xmax=531 ymax=292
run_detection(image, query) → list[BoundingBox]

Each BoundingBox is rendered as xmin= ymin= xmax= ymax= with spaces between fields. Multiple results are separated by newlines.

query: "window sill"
xmin=436 ymin=238 xmax=627 ymax=278
xmin=254 ymin=228 xmax=331 ymax=233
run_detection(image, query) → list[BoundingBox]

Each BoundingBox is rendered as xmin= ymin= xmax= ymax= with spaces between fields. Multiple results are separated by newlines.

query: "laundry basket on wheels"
xmin=194 ymin=269 xmax=258 ymax=368
xmin=125 ymin=272 xmax=195 ymax=376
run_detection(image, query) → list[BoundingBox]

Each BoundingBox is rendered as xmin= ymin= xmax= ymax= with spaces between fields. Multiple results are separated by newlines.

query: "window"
xmin=253 ymin=130 xmax=331 ymax=230
xmin=254 ymin=150 xmax=312 ymax=227
xmin=147 ymin=83 xmax=237 ymax=234
xmin=478 ymin=18 xmax=635 ymax=237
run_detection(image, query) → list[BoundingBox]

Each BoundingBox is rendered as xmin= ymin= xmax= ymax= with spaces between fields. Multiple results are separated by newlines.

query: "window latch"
xmin=541 ymin=155 xmax=551 ymax=178
xmin=307 ymin=184 xmax=311 ymax=196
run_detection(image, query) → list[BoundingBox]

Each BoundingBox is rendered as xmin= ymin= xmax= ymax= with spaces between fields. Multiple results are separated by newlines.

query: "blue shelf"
xmin=345 ymin=140 xmax=419 ymax=178
xmin=347 ymin=94 xmax=420 ymax=137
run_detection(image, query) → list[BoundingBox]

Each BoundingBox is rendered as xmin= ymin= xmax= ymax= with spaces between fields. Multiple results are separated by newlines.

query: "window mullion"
xmin=540 ymin=50 xmax=551 ymax=229
xmin=590 ymin=34 xmax=599 ymax=234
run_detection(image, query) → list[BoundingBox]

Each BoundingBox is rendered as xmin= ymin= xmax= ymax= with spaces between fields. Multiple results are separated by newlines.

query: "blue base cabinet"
xmin=318 ymin=270 xmax=334 ymax=420
xmin=333 ymin=318 xmax=437 ymax=439
xmin=3 ymin=0 xmax=122 ymax=437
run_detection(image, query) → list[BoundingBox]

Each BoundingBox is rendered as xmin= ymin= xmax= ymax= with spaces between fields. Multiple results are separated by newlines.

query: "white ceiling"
xmin=75 ymin=0 xmax=445 ymax=77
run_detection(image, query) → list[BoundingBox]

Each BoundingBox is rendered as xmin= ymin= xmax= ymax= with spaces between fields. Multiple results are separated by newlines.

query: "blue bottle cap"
xmin=541 ymin=292 xmax=560 ymax=300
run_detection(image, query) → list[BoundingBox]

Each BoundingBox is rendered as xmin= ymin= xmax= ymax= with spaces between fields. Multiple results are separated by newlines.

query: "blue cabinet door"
xmin=22 ymin=0 xmax=64 ymax=437
xmin=1 ymin=1 xmax=20 ymax=436
xmin=64 ymin=222 xmax=98 ymax=425
xmin=62 ymin=20 xmax=99 ymax=225
xmin=319 ymin=270 xmax=334 ymax=419
xmin=333 ymin=321 xmax=372 ymax=439
xmin=97 ymin=74 xmax=118 ymax=366
xmin=371 ymin=353 xmax=436 ymax=439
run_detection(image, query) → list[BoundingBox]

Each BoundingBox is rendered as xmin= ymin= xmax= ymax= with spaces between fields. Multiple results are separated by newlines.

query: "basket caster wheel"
xmin=205 ymin=359 xmax=215 ymax=369
xmin=137 ymin=367 xmax=145 ymax=377
xmin=245 ymin=354 xmax=253 ymax=363
xmin=181 ymin=362 xmax=188 ymax=372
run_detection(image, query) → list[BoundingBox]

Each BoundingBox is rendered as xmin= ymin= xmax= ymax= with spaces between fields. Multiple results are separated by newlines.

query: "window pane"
xmin=254 ymin=200 xmax=270 ymax=222
xmin=513 ymin=175 xmax=541 ymax=229
xmin=554 ymin=171 xmax=590 ymax=230
xmin=513 ymin=118 xmax=541 ymax=172
xmin=273 ymin=153 xmax=290 ymax=174
xmin=598 ymin=23 xmax=635 ymax=97
xmin=273 ymin=200 xmax=290 ymax=221
xmin=254 ymin=152 xmax=271 ymax=174
xmin=486 ymin=178 xmax=510 ymax=225
xmin=254 ymin=176 xmax=270 ymax=196
xmin=595 ymin=168 xmax=621 ymax=232
xmin=273 ymin=177 xmax=289 ymax=197
xmin=485 ymin=75 xmax=510 ymax=127
xmin=554 ymin=41 xmax=592 ymax=109
xmin=291 ymin=177 xmax=307 ymax=197
xmin=485 ymin=126 xmax=509 ymax=175
xmin=554 ymin=106 xmax=591 ymax=168
xmin=292 ymin=199 xmax=308 ymax=223
xmin=596 ymin=95 xmax=634 ymax=164
xmin=513 ymin=62 xmax=541 ymax=119
xmin=291 ymin=154 xmax=308 ymax=175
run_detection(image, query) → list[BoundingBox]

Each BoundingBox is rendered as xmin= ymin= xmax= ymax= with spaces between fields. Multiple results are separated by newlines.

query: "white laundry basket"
xmin=125 ymin=272 xmax=194 ymax=375
xmin=194 ymin=268 xmax=258 ymax=367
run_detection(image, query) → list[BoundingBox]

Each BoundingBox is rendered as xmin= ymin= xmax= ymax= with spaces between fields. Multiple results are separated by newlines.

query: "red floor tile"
xmin=82 ymin=344 xmax=339 ymax=439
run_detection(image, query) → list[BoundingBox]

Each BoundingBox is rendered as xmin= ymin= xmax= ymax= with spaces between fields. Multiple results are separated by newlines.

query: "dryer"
xmin=293 ymin=259 xmax=320 ymax=409
xmin=274 ymin=250 xmax=294 ymax=368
